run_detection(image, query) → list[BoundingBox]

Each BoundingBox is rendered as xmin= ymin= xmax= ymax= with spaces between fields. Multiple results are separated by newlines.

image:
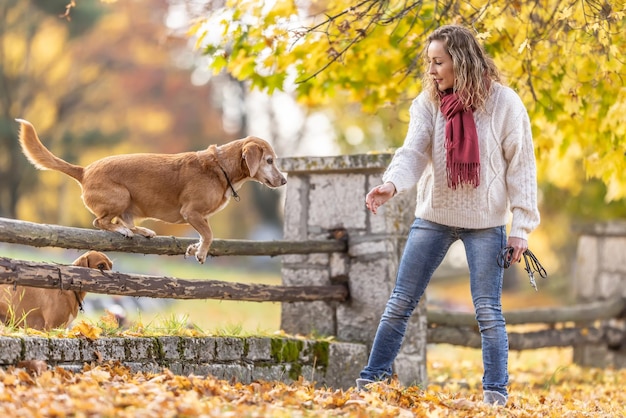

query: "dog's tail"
xmin=15 ymin=119 xmax=84 ymax=182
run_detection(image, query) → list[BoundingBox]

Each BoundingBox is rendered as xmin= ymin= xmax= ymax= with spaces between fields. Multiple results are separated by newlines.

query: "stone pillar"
xmin=573 ymin=221 xmax=626 ymax=368
xmin=278 ymin=154 xmax=427 ymax=386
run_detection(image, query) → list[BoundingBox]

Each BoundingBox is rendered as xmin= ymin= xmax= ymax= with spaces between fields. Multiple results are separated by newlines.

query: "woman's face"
xmin=427 ymin=40 xmax=455 ymax=91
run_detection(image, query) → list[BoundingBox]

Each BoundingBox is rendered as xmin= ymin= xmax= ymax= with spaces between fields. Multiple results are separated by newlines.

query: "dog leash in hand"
xmin=497 ymin=247 xmax=547 ymax=291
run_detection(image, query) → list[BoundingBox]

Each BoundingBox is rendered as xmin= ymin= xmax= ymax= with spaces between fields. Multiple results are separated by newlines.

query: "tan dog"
xmin=0 ymin=251 xmax=113 ymax=330
xmin=16 ymin=119 xmax=287 ymax=263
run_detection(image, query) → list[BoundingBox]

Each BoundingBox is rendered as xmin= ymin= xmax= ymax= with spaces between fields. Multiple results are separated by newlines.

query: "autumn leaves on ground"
xmin=0 ymin=346 xmax=623 ymax=417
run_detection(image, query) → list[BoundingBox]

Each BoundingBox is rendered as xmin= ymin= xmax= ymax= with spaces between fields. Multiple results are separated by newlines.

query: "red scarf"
xmin=440 ymin=91 xmax=480 ymax=189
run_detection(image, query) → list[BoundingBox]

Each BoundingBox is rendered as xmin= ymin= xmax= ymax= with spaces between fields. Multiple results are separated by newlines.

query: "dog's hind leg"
xmin=181 ymin=210 xmax=213 ymax=264
xmin=118 ymin=212 xmax=156 ymax=238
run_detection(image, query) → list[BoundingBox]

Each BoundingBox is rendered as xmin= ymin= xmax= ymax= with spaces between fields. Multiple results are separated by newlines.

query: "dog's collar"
xmin=219 ymin=166 xmax=240 ymax=202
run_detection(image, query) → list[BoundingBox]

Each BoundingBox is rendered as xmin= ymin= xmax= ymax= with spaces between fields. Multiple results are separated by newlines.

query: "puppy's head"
xmin=242 ymin=137 xmax=287 ymax=189
xmin=73 ymin=251 xmax=113 ymax=271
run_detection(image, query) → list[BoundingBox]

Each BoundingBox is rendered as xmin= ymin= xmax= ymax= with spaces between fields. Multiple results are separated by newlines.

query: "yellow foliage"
xmin=31 ymin=20 xmax=68 ymax=71
xmin=69 ymin=320 xmax=103 ymax=340
xmin=189 ymin=0 xmax=626 ymax=200
xmin=1 ymin=33 xmax=27 ymax=78
xmin=125 ymin=107 xmax=173 ymax=135
xmin=22 ymin=94 xmax=58 ymax=132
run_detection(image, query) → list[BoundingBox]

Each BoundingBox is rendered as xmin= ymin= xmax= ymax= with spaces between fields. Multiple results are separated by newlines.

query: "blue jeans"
xmin=359 ymin=218 xmax=509 ymax=397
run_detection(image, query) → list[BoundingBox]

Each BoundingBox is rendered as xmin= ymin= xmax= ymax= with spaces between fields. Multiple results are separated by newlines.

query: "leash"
xmin=497 ymin=247 xmax=548 ymax=291
xmin=74 ymin=291 xmax=85 ymax=313
xmin=219 ymin=166 xmax=240 ymax=202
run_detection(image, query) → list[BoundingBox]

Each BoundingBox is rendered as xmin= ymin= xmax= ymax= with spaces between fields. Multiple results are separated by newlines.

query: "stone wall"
xmin=278 ymin=154 xmax=428 ymax=387
xmin=0 ymin=335 xmax=367 ymax=390
xmin=573 ymin=221 xmax=626 ymax=368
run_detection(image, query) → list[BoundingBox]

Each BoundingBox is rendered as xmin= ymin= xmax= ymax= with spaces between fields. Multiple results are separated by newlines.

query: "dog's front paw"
xmin=116 ymin=227 xmax=134 ymax=238
xmin=185 ymin=242 xmax=208 ymax=264
xmin=134 ymin=226 xmax=156 ymax=238
xmin=185 ymin=243 xmax=199 ymax=256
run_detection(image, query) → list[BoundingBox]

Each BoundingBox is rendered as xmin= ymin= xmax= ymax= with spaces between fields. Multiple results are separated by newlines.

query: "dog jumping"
xmin=15 ymin=119 xmax=287 ymax=263
xmin=0 ymin=251 xmax=113 ymax=330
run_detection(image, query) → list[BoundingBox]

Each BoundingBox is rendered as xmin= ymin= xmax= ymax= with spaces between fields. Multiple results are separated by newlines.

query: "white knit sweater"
xmin=383 ymin=83 xmax=540 ymax=240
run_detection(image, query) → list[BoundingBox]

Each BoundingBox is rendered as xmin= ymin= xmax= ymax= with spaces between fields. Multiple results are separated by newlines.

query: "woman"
xmin=357 ymin=25 xmax=540 ymax=406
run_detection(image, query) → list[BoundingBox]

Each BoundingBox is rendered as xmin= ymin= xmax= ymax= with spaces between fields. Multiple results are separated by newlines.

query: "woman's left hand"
xmin=507 ymin=236 xmax=528 ymax=264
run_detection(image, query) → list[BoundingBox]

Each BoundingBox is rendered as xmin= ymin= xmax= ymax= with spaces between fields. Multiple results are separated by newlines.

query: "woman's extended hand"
xmin=507 ymin=236 xmax=528 ymax=264
xmin=365 ymin=182 xmax=396 ymax=215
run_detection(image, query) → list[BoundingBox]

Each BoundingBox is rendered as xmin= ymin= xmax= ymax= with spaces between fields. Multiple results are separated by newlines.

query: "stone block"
xmin=81 ymin=338 xmax=125 ymax=362
xmin=201 ymin=363 xmax=252 ymax=383
xmin=598 ymin=272 xmax=622 ymax=300
xmin=601 ymin=237 xmax=626 ymax=273
xmin=574 ymin=236 xmax=599 ymax=300
xmin=158 ymin=336 xmax=182 ymax=360
xmin=336 ymin=304 xmax=380 ymax=344
xmin=325 ymin=342 xmax=368 ymax=390
xmin=281 ymin=267 xmax=330 ymax=286
xmin=283 ymin=176 xmax=306 ymax=240
xmin=126 ymin=337 xmax=158 ymax=361
xmin=348 ymin=258 xmax=396 ymax=306
xmin=23 ymin=337 xmax=48 ymax=361
xmin=166 ymin=362 xmax=185 ymax=375
xmin=394 ymin=352 xmax=427 ymax=387
xmin=298 ymin=340 xmax=330 ymax=367
xmin=281 ymin=301 xmax=335 ymax=336
xmin=250 ymin=364 xmax=290 ymax=382
xmin=0 ymin=337 xmax=22 ymax=364
xmin=281 ymin=254 xmax=308 ymax=264
xmin=330 ymin=253 xmax=348 ymax=278
xmin=182 ymin=337 xmax=215 ymax=362
xmin=245 ymin=338 xmax=272 ymax=361
xmin=308 ymin=174 xmax=367 ymax=230
xmin=348 ymin=237 xmax=396 ymax=258
xmin=125 ymin=361 xmax=161 ymax=374
xmin=214 ymin=337 xmax=245 ymax=361
xmin=305 ymin=253 xmax=330 ymax=266
xmin=49 ymin=338 xmax=81 ymax=362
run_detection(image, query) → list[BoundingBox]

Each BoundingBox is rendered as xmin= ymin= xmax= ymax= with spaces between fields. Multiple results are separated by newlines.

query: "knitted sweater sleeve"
xmin=382 ymin=93 xmax=434 ymax=193
xmin=500 ymin=88 xmax=540 ymax=240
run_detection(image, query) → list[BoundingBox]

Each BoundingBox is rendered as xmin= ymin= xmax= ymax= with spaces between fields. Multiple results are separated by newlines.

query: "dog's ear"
xmin=74 ymin=253 xmax=91 ymax=268
xmin=242 ymin=142 xmax=262 ymax=177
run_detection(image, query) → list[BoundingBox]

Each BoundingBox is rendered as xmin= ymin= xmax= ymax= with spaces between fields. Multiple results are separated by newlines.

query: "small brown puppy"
xmin=16 ymin=119 xmax=287 ymax=263
xmin=0 ymin=251 xmax=113 ymax=330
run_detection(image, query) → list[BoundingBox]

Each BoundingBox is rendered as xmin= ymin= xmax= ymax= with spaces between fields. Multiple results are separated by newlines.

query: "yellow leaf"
xmin=69 ymin=320 xmax=102 ymax=340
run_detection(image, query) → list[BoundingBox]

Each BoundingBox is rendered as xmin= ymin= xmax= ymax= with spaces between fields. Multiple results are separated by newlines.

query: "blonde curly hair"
xmin=421 ymin=25 xmax=501 ymax=110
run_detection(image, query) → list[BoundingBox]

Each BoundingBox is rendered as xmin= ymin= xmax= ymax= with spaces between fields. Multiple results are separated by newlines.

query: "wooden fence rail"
xmin=427 ymin=297 xmax=626 ymax=350
xmin=0 ymin=217 xmax=346 ymax=256
xmin=0 ymin=257 xmax=348 ymax=302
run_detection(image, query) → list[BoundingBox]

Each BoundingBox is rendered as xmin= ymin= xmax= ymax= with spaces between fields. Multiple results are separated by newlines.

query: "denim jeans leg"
xmin=461 ymin=225 xmax=508 ymax=398
xmin=360 ymin=218 xmax=454 ymax=382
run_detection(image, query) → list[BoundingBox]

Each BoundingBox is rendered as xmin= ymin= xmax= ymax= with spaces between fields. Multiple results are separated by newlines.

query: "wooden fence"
xmin=1 ymin=216 xmax=625 ymax=353
xmin=0 ymin=217 xmax=348 ymax=302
